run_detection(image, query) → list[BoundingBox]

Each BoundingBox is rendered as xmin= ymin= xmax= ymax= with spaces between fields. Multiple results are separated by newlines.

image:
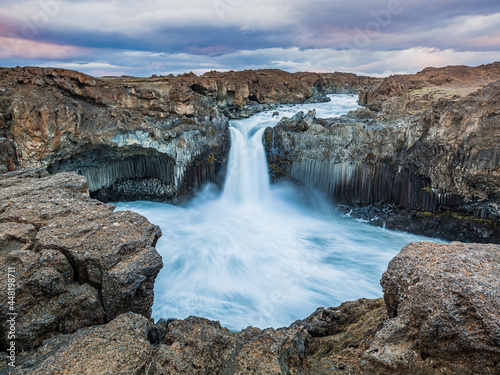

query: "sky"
xmin=0 ymin=0 xmax=499 ymax=77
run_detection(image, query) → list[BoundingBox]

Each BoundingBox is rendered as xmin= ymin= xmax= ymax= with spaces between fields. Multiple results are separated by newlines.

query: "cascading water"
xmin=222 ymin=125 xmax=270 ymax=204
xmin=116 ymin=95 xmax=442 ymax=330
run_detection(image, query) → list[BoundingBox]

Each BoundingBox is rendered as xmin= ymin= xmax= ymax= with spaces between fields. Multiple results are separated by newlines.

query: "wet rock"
xmin=363 ymin=241 xmax=500 ymax=374
xmin=0 ymin=169 xmax=163 ymax=350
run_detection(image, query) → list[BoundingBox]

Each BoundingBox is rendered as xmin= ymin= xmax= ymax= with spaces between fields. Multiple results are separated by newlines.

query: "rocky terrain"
xmin=1 ymin=63 xmax=499 ymax=374
xmin=0 ymin=67 xmax=378 ymax=202
xmin=265 ymin=63 xmax=500 ymax=242
xmin=0 ymin=172 xmax=498 ymax=374
xmin=0 ymin=169 xmax=162 ymax=351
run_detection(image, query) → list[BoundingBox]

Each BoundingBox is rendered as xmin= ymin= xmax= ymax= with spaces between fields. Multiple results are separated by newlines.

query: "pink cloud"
xmin=467 ymin=35 xmax=500 ymax=49
xmin=0 ymin=35 xmax=89 ymax=59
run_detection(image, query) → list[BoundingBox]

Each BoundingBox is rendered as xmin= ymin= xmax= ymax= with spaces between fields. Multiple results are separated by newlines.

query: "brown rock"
xmin=265 ymin=66 xmax=500 ymax=242
xmin=0 ymin=66 xmax=378 ymax=201
xmin=363 ymin=241 xmax=500 ymax=374
xmin=10 ymin=313 xmax=153 ymax=375
xmin=0 ymin=169 xmax=163 ymax=350
xmin=150 ymin=316 xmax=309 ymax=374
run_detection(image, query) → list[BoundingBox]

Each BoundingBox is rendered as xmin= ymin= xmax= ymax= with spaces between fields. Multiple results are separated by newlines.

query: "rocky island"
xmin=1 ymin=64 xmax=499 ymax=374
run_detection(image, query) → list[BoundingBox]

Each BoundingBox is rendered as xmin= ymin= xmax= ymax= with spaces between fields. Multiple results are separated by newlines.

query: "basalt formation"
xmin=265 ymin=63 xmax=500 ymax=242
xmin=0 ymin=66 xmax=378 ymax=202
xmin=1 ymin=64 xmax=499 ymax=374
xmin=1 ymin=171 xmax=498 ymax=374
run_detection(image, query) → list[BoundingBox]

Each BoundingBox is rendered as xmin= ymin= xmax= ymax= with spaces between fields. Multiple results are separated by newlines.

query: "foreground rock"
xmin=364 ymin=242 xmax=500 ymax=374
xmin=265 ymin=63 xmax=500 ymax=242
xmin=3 ymin=240 xmax=498 ymax=374
xmin=0 ymin=169 xmax=162 ymax=350
xmin=0 ymin=67 xmax=378 ymax=201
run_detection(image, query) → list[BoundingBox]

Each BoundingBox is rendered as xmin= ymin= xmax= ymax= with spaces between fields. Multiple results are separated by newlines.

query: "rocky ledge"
xmin=0 ymin=169 xmax=162 ymax=351
xmin=0 ymin=67 xmax=379 ymax=202
xmin=265 ymin=63 xmax=500 ymax=243
xmin=1 ymin=171 xmax=499 ymax=374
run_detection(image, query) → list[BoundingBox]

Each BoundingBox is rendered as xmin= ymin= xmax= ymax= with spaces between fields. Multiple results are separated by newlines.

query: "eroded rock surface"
xmin=0 ymin=169 xmax=162 ymax=350
xmin=265 ymin=63 xmax=500 ymax=242
xmin=0 ymin=67 xmax=378 ymax=201
xmin=363 ymin=241 xmax=500 ymax=375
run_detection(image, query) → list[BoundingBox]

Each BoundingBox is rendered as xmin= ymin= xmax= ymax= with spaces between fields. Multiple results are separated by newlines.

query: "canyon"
xmin=0 ymin=67 xmax=377 ymax=202
xmin=0 ymin=64 xmax=499 ymax=374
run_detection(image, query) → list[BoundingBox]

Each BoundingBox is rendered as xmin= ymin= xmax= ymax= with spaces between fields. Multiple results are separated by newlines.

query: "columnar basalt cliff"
xmin=0 ymin=67 xmax=379 ymax=201
xmin=265 ymin=63 xmax=500 ymax=242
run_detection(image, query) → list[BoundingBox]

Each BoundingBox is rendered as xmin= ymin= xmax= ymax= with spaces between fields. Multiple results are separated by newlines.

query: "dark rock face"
xmin=7 ymin=313 xmax=310 ymax=374
xmin=0 ymin=67 xmax=378 ymax=202
xmin=151 ymin=316 xmax=310 ymax=374
xmin=364 ymin=242 xmax=500 ymax=375
xmin=0 ymin=169 xmax=163 ymax=350
xmin=265 ymin=63 xmax=500 ymax=242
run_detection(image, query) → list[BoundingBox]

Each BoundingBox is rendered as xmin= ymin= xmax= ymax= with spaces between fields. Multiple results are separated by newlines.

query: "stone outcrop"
xmin=0 ymin=169 xmax=163 ymax=350
xmin=265 ymin=63 xmax=500 ymax=242
xmin=3 ymin=240 xmax=498 ymax=375
xmin=0 ymin=67 xmax=379 ymax=201
xmin=363 ymin=242 xmax=500 ymax=375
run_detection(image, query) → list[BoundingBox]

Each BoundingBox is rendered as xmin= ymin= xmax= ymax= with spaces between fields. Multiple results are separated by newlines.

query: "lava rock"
xmin=363 ymin=241 xmax=500 ymax=374
xmin=0 ymin=169 xmax=163 ymax=350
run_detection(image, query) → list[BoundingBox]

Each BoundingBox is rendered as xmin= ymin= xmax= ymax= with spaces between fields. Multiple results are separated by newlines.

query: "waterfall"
xmin=222 ymin=123 xmax=270 ymax=204
xmin=115 ymin=95 xmax=443 ymax=331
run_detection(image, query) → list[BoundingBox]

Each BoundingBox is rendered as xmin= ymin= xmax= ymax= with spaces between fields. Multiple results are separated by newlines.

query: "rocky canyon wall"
xmin=0 ymin=67 xmax=378 ymax=201
xmin=265 ymin=63 xmax=500 ymax=242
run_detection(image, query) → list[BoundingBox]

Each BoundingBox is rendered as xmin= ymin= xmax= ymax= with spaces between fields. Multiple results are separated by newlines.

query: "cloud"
xmin=0 ymin=35 xmax=89 ymax=59
xmin=0 ymin=0 xmax=498 ymax=76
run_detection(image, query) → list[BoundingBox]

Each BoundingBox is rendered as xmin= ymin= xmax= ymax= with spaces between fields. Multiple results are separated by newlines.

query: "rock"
xmin=292 ymin=298 xmax=385 ymax=338
xmin=265 ymin=64 xmax=500 ymax=242
xmin=363 ymin=241 xmax=500 ymax=375
xmin=272 ymin=111 xmax=280 ymax=117
xmin=0 ymin=169 xmax=163 ymax=350
xmin=8 ymin=314 xmax=310 ymax=375
xmin=0 ymin=67 xmax=379 ymax=201
xmin=10 ymin=313 xmax=153 ymax=375
xmin=275 ymin=109 xmax=316 ymax=132
xmin=150 ymin=316 xmax=310 ymax=374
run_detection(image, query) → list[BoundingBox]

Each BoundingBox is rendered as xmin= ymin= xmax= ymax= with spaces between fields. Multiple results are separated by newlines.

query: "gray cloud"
xmin=0 ymin=0 xmax=498 ymax=76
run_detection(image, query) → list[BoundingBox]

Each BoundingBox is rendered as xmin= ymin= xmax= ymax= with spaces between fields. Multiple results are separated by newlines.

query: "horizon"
xmin=0 ymin=1 xmax=499 ymax=77
xmin=2 ymin=61 xmax=500 ymax=79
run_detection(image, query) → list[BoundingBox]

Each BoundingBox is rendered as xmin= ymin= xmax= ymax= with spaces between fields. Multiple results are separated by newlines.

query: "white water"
xmin=116 ymin=95 xmax=441 ymax=330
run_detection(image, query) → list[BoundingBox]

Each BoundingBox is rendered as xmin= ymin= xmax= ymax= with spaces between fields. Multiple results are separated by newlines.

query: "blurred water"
xmin=116 ymin=95 xmax=442 ymax=330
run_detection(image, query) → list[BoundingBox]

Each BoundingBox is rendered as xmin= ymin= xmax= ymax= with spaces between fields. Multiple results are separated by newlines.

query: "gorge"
xmin=116 ymin=95 xmax=443 ymax=331
xmin=0 ymin=64 xmax=499 ymax=374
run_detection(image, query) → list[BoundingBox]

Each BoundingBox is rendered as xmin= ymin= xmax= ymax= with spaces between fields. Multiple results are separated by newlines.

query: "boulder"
xmin=0 ymin=170 xmax=163 ymax=350
xmin=8 ymin=313 xmax=153 ymax=375
xmin=363 ymin=241 xmax=500 ymax=374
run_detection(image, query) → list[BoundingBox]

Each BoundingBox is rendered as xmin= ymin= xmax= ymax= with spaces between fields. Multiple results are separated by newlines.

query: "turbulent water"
xmin=116 ymin=95 xmax=441 ymax=330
